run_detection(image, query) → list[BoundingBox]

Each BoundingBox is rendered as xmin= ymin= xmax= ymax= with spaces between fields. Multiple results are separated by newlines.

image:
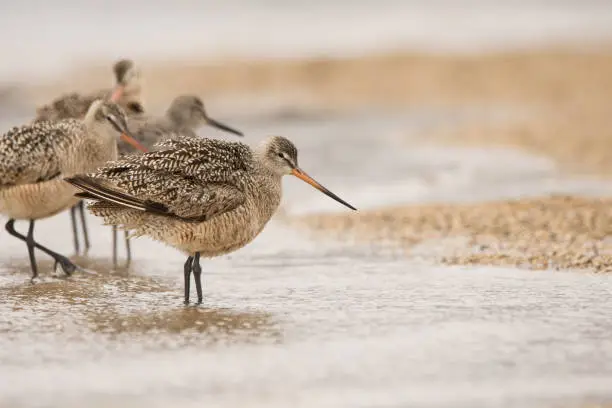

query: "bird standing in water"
xmin=67 ymin=135 xmax=356 ymax=304
xmin=34 ymin=58 xmax=147 ymax=258
xmin=111 ymin=94 xmax=243 ymax=266
xmin=0 ymin=101 xmax=146 ymax=280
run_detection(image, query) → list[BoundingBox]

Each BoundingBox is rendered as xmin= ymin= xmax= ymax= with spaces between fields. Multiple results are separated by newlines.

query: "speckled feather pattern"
xmin=0 ymin=120 xmax=84 ymax=187
xmin=93 ymin=136 xmax=253 ymax=219
xmin=86 ymin=136 xmax=285 ymax=256
xmin=0 ymin=102 xmax=126 ymax=220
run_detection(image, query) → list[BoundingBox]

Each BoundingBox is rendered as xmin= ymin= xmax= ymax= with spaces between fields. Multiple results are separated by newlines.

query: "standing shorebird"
xmin=119 ymin=94 xmax=243 ymax=153
xmin=0 ymin=100 xmax=145 ymax=280
xmin=67 ymin=135 xmax=356 ymax=304
xmin=34 ymin=59 xmax=144 ymax=122
xmin=34 ymin=58 xmax=146 ymax=257
xmin=111 ymin=94 xmax=243 ymax=266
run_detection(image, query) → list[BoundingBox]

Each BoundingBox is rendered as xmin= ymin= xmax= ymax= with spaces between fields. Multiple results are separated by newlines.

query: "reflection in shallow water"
xmin=88 ymin=307 xmax=280 ymax=342
xmin=1 ymin=254 xmax=281 ymax=343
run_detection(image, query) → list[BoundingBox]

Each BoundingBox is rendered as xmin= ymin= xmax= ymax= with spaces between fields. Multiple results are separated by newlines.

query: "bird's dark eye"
xmin=127 ymin=102 xmax=144 ymax=114
xmin=277 ymin=152 xmax=284 ymax=158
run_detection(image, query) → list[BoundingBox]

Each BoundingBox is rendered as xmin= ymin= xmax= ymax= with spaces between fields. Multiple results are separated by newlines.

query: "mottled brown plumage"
xmin=118 ymin=95 xmax=243 ymax=155
xmin=34 ymin=59 xmax=144 ymax=122
xmin=1 ymin=100 xmax=141 ymax=279
xmin=67 ymin=136 xmax=356 ymax=303
xmin=33 ymin=58 xmax=145 ymax=261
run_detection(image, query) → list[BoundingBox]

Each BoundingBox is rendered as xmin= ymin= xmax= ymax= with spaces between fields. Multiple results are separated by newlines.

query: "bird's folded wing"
xmin=0 ymin=123 xmax=77 ymax=187
xmin=107 ymin=136 xmax=252 ymax=186
xmin=75 ymin=136 xmax=252 ymax=220
xmin=67 ymin=172 xmax=245 ymax=222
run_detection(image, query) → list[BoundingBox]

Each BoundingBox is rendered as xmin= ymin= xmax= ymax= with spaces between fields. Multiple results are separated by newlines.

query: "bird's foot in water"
xmin=52 ymin=256 xmax=80 ymax=277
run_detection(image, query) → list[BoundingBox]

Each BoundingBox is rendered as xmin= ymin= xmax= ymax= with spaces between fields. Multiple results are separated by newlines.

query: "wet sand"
xmin=294 ymin=195 xmax=612 ymax=271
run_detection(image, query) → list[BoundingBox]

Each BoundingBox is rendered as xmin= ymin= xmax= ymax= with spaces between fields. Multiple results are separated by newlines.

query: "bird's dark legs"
xmin=112 ymin=227 xmax=132 ymax=268
xmin=124 ymin=230 xmax=132 ymax=266
xmin=183 ymin=256 xmax=194 ymax=305
xmin=25 ymin=220 xmax=38 ymax=281
xmin=77 ymin=201 xmax=90 ymax=252
xmin=183 ymin=253 xmax=203 ymax=305
xmin=112 ymin=226 xmax=118 ymax=267
xmin=69 ymin=202 xmax=90 ymax=255
xmin=193 ymin=252 xmax=203 ymax=304
xmin=5 ymin=219 xmax=77 ymax=279
xmin=70 ymin=206 xmax=79 ymax=254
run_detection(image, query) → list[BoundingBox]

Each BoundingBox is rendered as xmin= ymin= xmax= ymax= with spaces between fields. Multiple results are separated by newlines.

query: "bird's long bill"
xmin=291 ymin=168 xmax=357 ymax=211
xmin=110 ymin=84 xmax=125 ymax=102
xmin=120 ymin=132 xmax=148 ymax=153
xmin=107 ymin=116 xmax=148 ymax=153
xmin=206 ymin=117 xmax=244 ymax=137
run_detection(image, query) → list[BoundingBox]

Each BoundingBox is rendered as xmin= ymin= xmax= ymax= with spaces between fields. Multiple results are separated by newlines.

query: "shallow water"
xmin=1 ymin=107 xmax=612 ymax=407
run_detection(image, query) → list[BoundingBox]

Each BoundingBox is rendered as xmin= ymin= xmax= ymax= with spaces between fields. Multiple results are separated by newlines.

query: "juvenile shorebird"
xmin=34 ymin=58 xmax=146 ymax=257
xmin=0 ymin=100 xmax=145 ymax=280
xmin=67 ymin=135 xmax=356 ymax=304
xmin=111 ymin=94 xmax=243 ymax=266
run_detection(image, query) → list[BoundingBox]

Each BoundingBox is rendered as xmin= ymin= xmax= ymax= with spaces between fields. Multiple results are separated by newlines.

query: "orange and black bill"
xmin=206 ymin=117 xmax=243 ymax=137
xmin=120 ymin=133 xmax=148 ymax=153
xmin=106 ymin=115 xmax=148 ymax=153
xmin=291 ymin=168 xmax=357 ymax=211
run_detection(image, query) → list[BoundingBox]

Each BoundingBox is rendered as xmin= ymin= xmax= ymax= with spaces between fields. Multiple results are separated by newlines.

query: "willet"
xmin=0 ymin=100 xmax=146 ymax=280
xmin=34 ymin=59 xmax=146 ymax=257
xmin=67 ymin=135 xmax=356 ymax=304
xmin=110 ymin=94 xmax=243 ymax=267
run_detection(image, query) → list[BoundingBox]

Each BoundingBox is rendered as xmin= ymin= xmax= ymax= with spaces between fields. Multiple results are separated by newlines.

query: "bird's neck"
xmin=250 ymin=154 xmax=283 ymax=221
xmin=166 ymin=110 xmax=199 ymax=131
xmin=84 ymin=122 xmax=119 ymax=158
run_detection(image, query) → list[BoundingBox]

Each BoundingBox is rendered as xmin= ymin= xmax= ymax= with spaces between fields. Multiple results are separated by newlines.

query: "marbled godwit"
xmin=67 ymin=135 xmax=356 ymax=304
xmin=34 ymin=58 xmax=146 ymax=256
xmin=0 ymin=100 xmax=145 ymax=280
xmin=119 ymin=94 xmax=243 ymax=153
xmin=34 ymin=59 xmax=144 ymax=122
xmin=111 ymin=94 xmax=243 ymax=267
